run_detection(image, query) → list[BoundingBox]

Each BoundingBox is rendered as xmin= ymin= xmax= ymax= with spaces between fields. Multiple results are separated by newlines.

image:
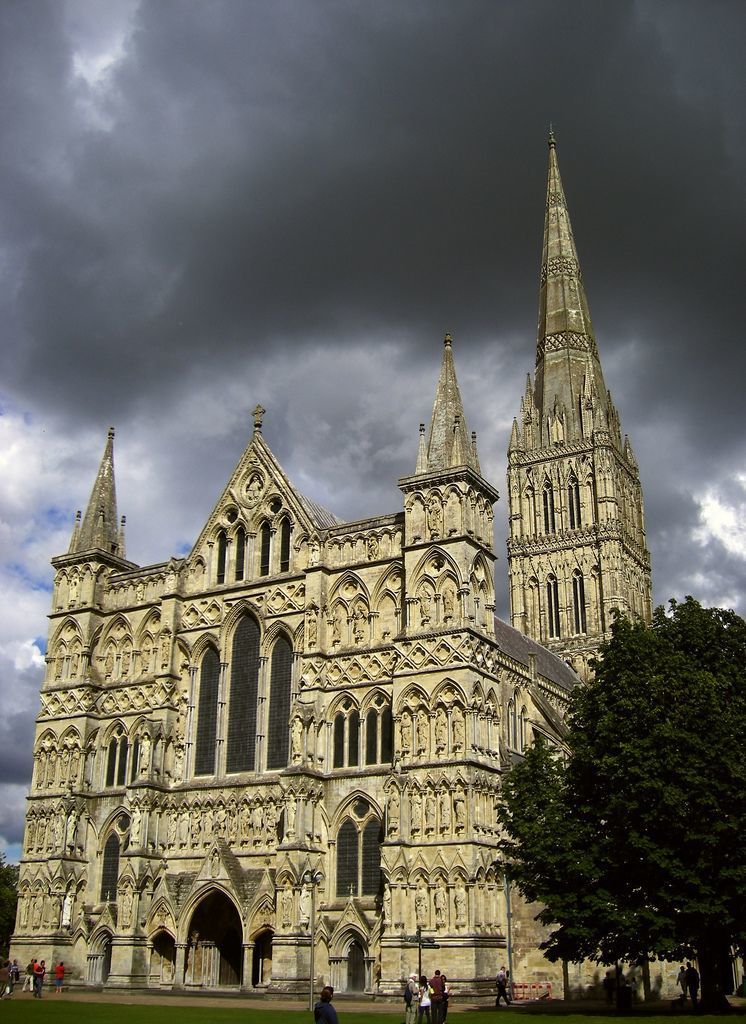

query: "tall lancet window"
xmin=259 ymin=523 xmax=271 ymax=577
xmin=226 ymin=615 xmax=260 ymax=772
xmin=546 ymin=575 xmax=560 ymax=638
xmin=266 ymin=635 xmax=292 ymax=770
xmin=279 ymin=519 xmax=291 ymax=573
xmin=568 ymin=474 xmax=581 ymax=529
xmin=234 ymin=526 xmax=246 ymax=581
xmin=100 ymin=832 xmax=120 ymax=902
xmin=572 ymin=571 xmax=587 ymax=634
xmin=216 ymin=530 xmax=227 ymax=584
xmin=194 ymin=647 xmax=220 ymax=776
xmin=542 ymin=480 xmax=556 ymax=534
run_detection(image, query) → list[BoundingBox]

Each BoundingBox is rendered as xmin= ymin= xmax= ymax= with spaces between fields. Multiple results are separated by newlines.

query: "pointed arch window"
xmin=364 ymin=700 xmax=393 ymax=766
xmin=546 ymin=575 xmax=560 ymax=638
xmin=266 ymin=635 xmax=293 ymax=770
xmin=333 ymin=704 xmax=363 ymax=769
xmin=361 ymin=818 xmax=382 ymax=895
xmin=336 ymin=819 xmax=359 ymax=897
xmin=129 ymin=737 xmax=140 ymax=782
xmin=525 ymin=486 xmax=536 ymax=536
xmin=216 ymin=530 xmax=227 ymax=584
xmin=195 ymin=647 xmax=220 ymax=776
xmin=572 ymin=571 xmax=587 ymax=634
xmin=542 ymin=481 xmax=556 ymax=534
xmin=106 ymin=737 xmax=118 ymax=787
xmin=279 ymin=519 xmax=291 ymax=573
xmin=234 ymin=526 xmax=246 ymax=582
xmin=100 ymin=832 xmax=120 ymax=902
xmin=568 ymin=474 xmax=581 ymax=529
xmin=259 ymin=523 xmax=271 ymax=577
xmin=226 ymin=615 xmax=261 ymax=772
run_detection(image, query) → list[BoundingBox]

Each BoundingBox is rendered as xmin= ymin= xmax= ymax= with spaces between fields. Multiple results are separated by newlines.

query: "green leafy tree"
xmin=498 ymin=598 xmax=746 ymax=1009
xmin=0 ymin=852 xmax=19 ymax=958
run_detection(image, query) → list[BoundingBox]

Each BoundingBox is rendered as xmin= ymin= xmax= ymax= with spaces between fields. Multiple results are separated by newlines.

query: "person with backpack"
xmin=313 ymin=985 xmax=338 ymax=1024
xmin=404 ymin=972 xmax=419 ymax=1024
xmin=495 ymin=966 xmax=511 ymax=1007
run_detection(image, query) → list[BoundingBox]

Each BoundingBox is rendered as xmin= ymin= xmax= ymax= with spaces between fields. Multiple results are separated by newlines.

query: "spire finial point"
xmin=252 ymin=404 xmax=266 ymax=432
xmin=108 ymin=426 xmax=115 ymax=440
xmin=444 ymin=332 xmax=452 ymax=348
xmin=548 ymin=123 xmax=556 ymax=148
xmin=419 ymin=422 xmax=425 ymax=436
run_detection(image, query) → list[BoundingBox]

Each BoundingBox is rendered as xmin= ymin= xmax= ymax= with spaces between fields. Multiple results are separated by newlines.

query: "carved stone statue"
xmin=419 ymin=590 xmax=431 ymax=625
xmin=291 ymin=717 xmax=303 ymax=762
xmin=452 ymin=706 xmax=465 ymax=750
xmin=61 ymin=890 xmax=73 ymax=928
xmin=416 ymin=709 xmax=428 ymax=755
xmin=400 ymin=712 xmax=412 ymax=754
xmin=410 ymin=791 xmax=422 ymax=834
xmin=120 ymin=888 xmax=133 ymax=928
xmin=299 ymin=885 xmax=311 ymax=928
xmin=415 ymin=887 xmax=428 ymax=927
xmin=454 ymin=882 xmax=467 ymax=927
xmin=130 ymin=805 xmax=142 ymax=847
xmin=382 ymin=882 xmax=392 ymax=925
xmin=434 ymin=707 xmax=448 ymax=751
xmin=438 ymin=788 xmax=451 ymax=833
xmin=427 ymin=500 xmax=442 ymax=537
xmin=387 ymin=788 xmax=400 ymax=835
xmin=281 ymin=886 xmax=293 ymax=928
xmin=434 ymin=884 xmax=447 ymax=928
xmin=424 ymin=793 xmax=436 ymax=834
xmin=454 ymin=791 xmax=466 ymax=831
xmin=139 ymin=733 xmax=151 ymax=772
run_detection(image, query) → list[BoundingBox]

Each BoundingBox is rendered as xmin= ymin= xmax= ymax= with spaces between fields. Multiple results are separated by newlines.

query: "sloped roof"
xmin=493 ymin=616 xmax=579 ymax=692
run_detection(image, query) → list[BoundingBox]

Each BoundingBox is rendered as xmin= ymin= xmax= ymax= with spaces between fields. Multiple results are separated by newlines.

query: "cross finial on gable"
xmin=253 ymin=404 xmax=266 ymax=432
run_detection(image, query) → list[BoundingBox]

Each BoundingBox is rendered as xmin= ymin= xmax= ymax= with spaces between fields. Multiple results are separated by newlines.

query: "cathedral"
xmin=11 ymin=138 xmax=651 ymax=996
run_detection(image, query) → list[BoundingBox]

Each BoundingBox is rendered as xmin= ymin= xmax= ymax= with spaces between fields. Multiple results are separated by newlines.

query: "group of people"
xmin=677 ymin=963 xmax=701 ymax=1007
xmin=0 ymin=958 xmax=66 ymax=997
xmin=403 ymin=969 xmax=450 ymax=1024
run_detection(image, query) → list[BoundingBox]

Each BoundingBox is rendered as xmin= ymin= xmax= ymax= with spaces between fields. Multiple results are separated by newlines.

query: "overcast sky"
xmin=1 ymin=0 xmax=744 ymax=860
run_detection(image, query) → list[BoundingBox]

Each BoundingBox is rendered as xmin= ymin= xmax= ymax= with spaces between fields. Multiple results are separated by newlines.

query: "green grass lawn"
xmin=0 ymin=1001 xmax=740 ymax=1024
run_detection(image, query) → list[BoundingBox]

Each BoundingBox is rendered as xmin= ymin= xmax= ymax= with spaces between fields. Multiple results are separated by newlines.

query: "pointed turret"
xmin=70 ymin=427 xmax=122 ymax=556
xmin=415 ymin=423 xmax=428 ymax=474
xmin=422 ymin=334 xmax=478 ymax=473
xmin=534 ymin=134 xmax=609 ymax=442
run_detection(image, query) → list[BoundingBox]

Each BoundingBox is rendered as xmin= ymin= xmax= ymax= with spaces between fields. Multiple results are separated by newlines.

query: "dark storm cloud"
xmin=1 ymin=0 xmax=745 ymax=852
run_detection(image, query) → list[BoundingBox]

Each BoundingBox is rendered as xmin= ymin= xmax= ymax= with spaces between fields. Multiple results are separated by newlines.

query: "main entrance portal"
xmin=185 ymin=890 xmax=243 ymax=988
xmin=347 ymin=940 xmax=365 ymax=992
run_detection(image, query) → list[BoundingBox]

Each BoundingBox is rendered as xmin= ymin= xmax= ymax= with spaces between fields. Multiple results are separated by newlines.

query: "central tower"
xmin=506 ymin=135 xmax=652 ymax=678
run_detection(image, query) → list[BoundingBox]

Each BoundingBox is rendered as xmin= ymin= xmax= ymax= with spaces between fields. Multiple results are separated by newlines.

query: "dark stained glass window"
xmin=106 ymin=738 xmax=117 ymax=787
xmin=130 ymin=738 xmax=140 ymax=782
xmin=573 ymin=572 xmax=587 ymax=634
xmin=380 ymin=706 xmax=393 ymax=763
xmin=216 ymin=530 xmax=227 ymax=584
xmin=336 ymin=818 xmax=358 ymax=897
xmin=568 ymin=475 xmax=582 ymax=529
xmin=234 ymin=527 xmax=245 ymax=581
xmin=226 ymin=616 xmax=260 ymax=772
xmin=266 ymin=636 xmax=292 ymax=769
xmin=365 ymin=709 xmax=377 ymax=765
xmin=333 ymin=713 xmax=345 ymax=768
xmin=195 ymin=647 xmax=220 ymax=776
xmin=100 ymin=832 xmax=120 ymax=902
xmin=116 ymin=737 xmax=128 ymax=786
xmin=361 ymin=818 xmax=382 ymax=895
xmin=348 ymin=711 xmax=360 ymax=767
xmin=280 ymin=519 xmax=291 ymax=573
xmin=547 ymin=576 xmax=560 ymax=638
xmin=260 ymin=523 xmax=271 ymax=577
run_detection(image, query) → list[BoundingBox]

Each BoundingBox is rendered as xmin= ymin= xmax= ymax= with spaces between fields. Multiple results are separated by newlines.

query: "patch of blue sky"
xmin=34 ymin=636 xmax=47 ymax=656
xmin=177 ymin=540 xmax=192 ymax=555
xmin=42 ymin=505 xmax=75 ymax=529
xmin=5 ymin=562 xmax=53 ymax=592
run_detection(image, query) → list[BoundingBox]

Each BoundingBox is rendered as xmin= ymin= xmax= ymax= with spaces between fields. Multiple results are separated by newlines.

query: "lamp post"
xmin=303 ymin=869 xmax=323 ymax=1011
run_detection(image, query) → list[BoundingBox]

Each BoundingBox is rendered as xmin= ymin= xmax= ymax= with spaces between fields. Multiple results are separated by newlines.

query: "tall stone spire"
xmin=70 ymin=427 xmax=122 ymax=556
xmin=421 ymin=333 xmax=478 ymax=473
xmin=534 ymin=134 xmax=611 ymax=443
xmin=506 ymin=136 xmax=652 ymax=681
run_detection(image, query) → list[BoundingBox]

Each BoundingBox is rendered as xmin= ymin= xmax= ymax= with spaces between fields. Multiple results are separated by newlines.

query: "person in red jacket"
xmin=54 ymin=962 xmax=65 ymax=994
xmin=32 ymin=959 xmax=46 ymax=998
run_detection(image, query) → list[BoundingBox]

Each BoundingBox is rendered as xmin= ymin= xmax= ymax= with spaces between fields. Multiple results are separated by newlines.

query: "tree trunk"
xmin=698 ymin=943 xmax=731 ymax=1012
xmin=641 ymin=960 xmax=651 ymax=1002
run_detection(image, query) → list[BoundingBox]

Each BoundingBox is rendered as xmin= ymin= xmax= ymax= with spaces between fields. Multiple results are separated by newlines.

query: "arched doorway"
xmin=150 ymin=929 xmax=176 ymax=986
xmin=347 ymin=939 xmax=365 ymax=992
xmin=251 ymin=929 xmax=273 ymax=986
xmin=87 ymin=931 xmax=113 ymax=985
xmin=185 ymin=889 xmax=243 ymax=988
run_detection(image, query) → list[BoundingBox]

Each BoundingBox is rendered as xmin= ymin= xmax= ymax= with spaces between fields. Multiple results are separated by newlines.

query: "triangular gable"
xmin=189 ymin=430 xmax=341 ymax=565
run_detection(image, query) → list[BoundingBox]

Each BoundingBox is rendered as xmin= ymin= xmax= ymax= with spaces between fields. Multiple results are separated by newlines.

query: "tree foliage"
xmin=0 ymin=851 xmax=19 ymax=958
xmin=498 ymin=598 xmax=746 ymax=1007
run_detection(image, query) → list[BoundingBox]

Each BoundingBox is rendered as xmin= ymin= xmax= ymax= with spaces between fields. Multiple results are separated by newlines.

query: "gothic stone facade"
xmin=12 ymin=138 xmax=652 ymax=996
xmin=11 ymin=343 xmax=575 ymax=995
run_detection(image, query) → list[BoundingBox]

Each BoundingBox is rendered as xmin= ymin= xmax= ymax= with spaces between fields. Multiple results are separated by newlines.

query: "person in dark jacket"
xmin=685 ymin=963 xmax=700 ymax=1008
xmin=314 ymin=985 xmax=339 ymax=1024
